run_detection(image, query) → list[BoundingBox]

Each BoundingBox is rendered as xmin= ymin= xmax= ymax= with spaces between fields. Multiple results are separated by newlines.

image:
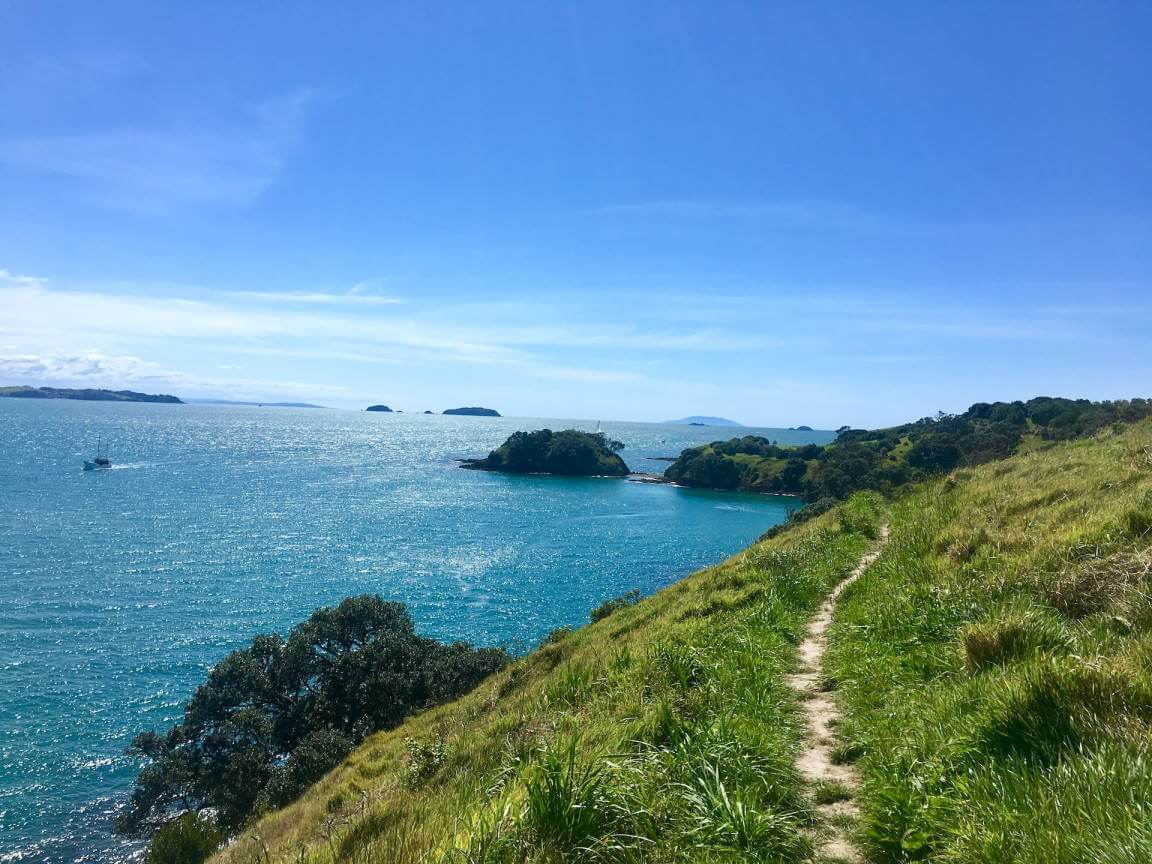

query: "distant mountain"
xmin=444 ymin=407 xmax=501 ymax=417
xmin=0 ymin=386 xmax=183 ymax=404
xmin=664 ymin=416 xmax=743 ymax=427
xmin=188 ymin=399 xmax=327 ymax=408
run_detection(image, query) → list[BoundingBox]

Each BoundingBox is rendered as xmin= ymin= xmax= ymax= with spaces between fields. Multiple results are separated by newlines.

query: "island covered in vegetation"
xmin=365 ymin=404 xmax=393 ymax=412
xmin=0 ymin=385 xmax=183 ymax=403
xmin=666 ymin=397 xmax=1152 ymax=506
xmin=444 ymin=406 xmax=501 ymax=416
xmin=462 ymin=428 xmax=629 ymax=476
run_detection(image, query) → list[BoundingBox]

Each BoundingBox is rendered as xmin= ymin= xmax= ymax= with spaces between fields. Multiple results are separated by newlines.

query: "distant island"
xmin=444 ymin=406 xmax=501 ymax=417
xmin=664 ymin=415 xmax=742 ymax=427
xmin=791 ymin=425 xmax=814 ymax=431
xmin=365 ymin=405 xmax=393 ymax=412
xmin=188 ymin=399 xmax=326 ymax=409
xmin=0 ymin=386 xmax=183 ymax=404
xmin=462 ymin=429 xmax=629 ymax=476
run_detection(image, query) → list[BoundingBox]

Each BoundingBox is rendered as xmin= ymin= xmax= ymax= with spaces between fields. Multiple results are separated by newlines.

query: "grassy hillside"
xmin=212 ymin=419 xmax=1152 ymax=864
xmin=826 ymin=419 xmax=1152 ymax=861
xmin=213 ymin=495 xmax=885 ymax=864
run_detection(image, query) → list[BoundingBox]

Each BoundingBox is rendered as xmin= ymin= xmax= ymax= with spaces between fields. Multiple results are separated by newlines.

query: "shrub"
xmin=405 ymin=735 xmax=450 ymax=788
xmin=145 ymin=812 xmax=223 ymax=864
xmin=522 ymin=741 xmax=618 ymax=852
xmin=540 ymin=625 xmax=573 ymax=646
xmin=118 ymin=596 xmax=509 ymax=835
xmin=590 ymin=588 xmax=641 ymax=623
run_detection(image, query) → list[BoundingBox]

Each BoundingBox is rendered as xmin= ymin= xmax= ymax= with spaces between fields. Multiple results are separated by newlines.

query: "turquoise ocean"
xmin=0 ymin=400 xmax=833 ymax=862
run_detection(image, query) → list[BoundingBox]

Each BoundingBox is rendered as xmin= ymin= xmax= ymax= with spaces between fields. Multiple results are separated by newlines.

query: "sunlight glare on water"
xmin=0 ymin=401 xmax=832 ymax=862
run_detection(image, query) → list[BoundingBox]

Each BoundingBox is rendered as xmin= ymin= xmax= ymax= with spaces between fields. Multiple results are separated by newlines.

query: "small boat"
xmin=83 ymin=438 xmax=112 ymax=471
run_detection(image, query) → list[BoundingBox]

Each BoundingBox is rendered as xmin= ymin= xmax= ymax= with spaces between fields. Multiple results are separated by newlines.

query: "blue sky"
xmin=1 ymin=2 xmax=1149 ymax=427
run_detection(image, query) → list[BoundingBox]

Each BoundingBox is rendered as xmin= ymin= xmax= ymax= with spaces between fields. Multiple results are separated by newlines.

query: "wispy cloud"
xmin=2 ymin=265 xmax=1139 ymax=411
xmin=0 ymin=271 xmax=649 ymax=394
xmin=228 ymin=289 xmax=404 ymax=306
xmin=0 ymin=89 xmax=315 ymax=213
xmin=0 ymin=268 xmax=47 ymax=287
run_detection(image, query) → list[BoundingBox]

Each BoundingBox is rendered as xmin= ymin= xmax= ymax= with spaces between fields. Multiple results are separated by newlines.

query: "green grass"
xmin=825 ymin=419 xmax=1152 ymax=863
xmin=214 ymin=494 xmax=886 ymax=864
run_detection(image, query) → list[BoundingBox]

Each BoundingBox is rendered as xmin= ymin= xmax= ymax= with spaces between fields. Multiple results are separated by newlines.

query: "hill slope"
xmin=212 ymin=421 xmax=1152 ymax=864
xmin=826 ymin=420 xmax=1152 ymax=861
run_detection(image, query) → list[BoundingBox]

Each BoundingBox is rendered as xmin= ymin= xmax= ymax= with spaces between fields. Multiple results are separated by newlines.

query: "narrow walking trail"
xmin=787 ymin=524 xmax=890 ymax=863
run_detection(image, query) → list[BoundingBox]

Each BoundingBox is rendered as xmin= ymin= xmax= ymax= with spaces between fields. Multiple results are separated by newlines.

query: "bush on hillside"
xmin=590 ymin=588 xmax=641 ymax=623
xmin=117 ymin=596 xmax=509 ymax=838
xmin=144 ymin=812 xmax=223 ymax=864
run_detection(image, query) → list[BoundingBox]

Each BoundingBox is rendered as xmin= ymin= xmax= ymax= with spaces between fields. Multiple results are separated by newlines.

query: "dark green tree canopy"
xmin=464 ymin=429 xmax=629 ymax=476
xmin=665 ymin=397 xmax=1152 ymax=503
xmin=117 ymin=595 xmax=508 ymax=837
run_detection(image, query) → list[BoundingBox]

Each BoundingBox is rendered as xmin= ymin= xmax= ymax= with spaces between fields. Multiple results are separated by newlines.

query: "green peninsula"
xmin=0 ymin=385 xmax=183 ymax=404
xmin=462 ymin=428 xmax=629 ymax=476
xmin=665 ymin=396 xmax=1152 ymax=502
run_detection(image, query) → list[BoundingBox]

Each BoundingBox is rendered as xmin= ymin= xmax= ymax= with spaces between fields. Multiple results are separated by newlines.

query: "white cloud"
xmin=0 ymin=89 xmax=314 ymax=213
xmin=0 ymin=348 xmax=351 ymax=399
xmin=0 ymin=268 xmax=46 ymax=287
xmin=0 ymin=350 xmax=173 ymax=384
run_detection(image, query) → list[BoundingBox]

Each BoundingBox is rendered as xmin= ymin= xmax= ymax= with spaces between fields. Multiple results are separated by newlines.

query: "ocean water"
xmin=0 ymin=400 xmax=833 ymax=862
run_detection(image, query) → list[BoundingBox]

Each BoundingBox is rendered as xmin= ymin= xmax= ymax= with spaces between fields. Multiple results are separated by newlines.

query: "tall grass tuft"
xmin=961 ymin=602 xmax=1072 ymax=672
xmin=522 ymin=740 xmax=619 ymax=853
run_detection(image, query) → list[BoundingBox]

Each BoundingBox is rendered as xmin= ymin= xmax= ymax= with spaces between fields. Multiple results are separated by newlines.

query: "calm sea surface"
xmin=0 ymin=400 xmax=833 ymax=862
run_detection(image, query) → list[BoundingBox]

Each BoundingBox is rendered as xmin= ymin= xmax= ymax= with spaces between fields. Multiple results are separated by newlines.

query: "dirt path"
xmin=786 ymin=524 xmax=890 ymax=863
